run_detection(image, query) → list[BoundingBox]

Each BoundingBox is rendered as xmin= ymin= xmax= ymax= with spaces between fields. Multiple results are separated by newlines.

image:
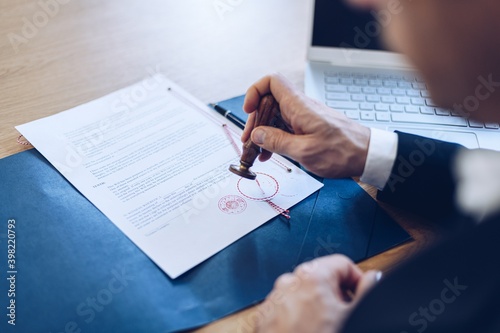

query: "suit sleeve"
xmin=376 ymin=131 xmax=464 ymax=221
xmin=340 ymin=213 xmax=500 ymax=333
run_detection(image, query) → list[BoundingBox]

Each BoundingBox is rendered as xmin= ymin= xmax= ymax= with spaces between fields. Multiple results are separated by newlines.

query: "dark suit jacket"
xmin=341 ymin=132 xmax=500 ymax=333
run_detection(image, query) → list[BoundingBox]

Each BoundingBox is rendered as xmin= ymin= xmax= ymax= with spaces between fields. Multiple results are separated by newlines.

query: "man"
xmin=242 ymin=0 xmax=500 ymax=332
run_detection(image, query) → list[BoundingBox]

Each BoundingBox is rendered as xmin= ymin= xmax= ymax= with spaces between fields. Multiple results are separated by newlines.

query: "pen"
xmin=209 ymin=103 xmax=246 ymax=130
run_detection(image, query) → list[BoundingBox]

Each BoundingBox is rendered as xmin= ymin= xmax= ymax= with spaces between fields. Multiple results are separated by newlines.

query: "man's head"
xmin=351 ymin=0 xmax=500 ymax=122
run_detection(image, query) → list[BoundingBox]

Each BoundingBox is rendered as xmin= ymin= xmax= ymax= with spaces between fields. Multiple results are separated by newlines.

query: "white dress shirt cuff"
xmin=360 ymin=128 xmax=398 ymax=190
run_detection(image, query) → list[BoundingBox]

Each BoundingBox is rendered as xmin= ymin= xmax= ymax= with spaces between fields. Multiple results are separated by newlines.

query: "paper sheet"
xmin=17 ymin=75 xmax=323 ymax=278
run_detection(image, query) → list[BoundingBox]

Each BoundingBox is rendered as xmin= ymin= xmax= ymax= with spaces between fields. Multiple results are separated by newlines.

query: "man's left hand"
xmin=255 ymin=255 xmax=381 ymax=333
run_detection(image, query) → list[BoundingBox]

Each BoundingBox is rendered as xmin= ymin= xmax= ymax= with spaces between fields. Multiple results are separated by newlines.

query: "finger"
xmin=255 ymin=300 xmax=271 ymax=333
xmin=241 ymin=112 xmax=256 ymax=143
xmin=295 ymin=255 xmax=364 ymax=292
xmin=273 ymin=272 xmax=299 ymax=291
xmin=243 ymin=73 xmax=300 ymax=114
xmin=353 ymin=270 xmax=382 ymax=301
xmin=258 ymin=149 xmax=273 ymax=162
xmin=251 ymin=126 xmax=303 ymax=161
xmin=327 ymin=258 xmax=365 ymax=302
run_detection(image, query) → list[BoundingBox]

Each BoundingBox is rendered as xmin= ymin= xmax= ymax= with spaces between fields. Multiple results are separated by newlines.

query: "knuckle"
xmin=269 ymin=131 xmax=285 ymax=152
xmin=295 ymin=142 xmax=316 ymax=166
xmin=279 ymin=94 xmax=295 ymax=113
xmin=274 ymin=273 xmax=295 ymax=289
xmin=317 ymin=254 xmax=351 ymax=268
xmin=332 ymin=254 xmax=352 ymax=265
xmin=295 ymin=261 xmax=322 ymax=282
xmin=294 ymin=141 xmax=310 ymax=156
xmin=269 ymin=72 xmax=280 ymax=80
xmin=268 ymin=72 xmax=284 ymax=88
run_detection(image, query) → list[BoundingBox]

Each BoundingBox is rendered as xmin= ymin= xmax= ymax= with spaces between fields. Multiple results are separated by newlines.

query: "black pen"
xmin=209 ymin=103 xmax=246 ymax=130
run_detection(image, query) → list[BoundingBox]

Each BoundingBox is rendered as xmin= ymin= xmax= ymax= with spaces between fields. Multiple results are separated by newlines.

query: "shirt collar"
xmin=454 ymin=149 xmax=500 ymax=222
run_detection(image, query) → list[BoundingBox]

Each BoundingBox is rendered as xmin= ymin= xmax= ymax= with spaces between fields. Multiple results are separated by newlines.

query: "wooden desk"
xmin=0 ymin=0 xmax=441 ymax=331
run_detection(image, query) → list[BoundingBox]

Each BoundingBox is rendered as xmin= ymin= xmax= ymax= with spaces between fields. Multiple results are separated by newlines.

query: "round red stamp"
xmin=237 ymin=173 xmax=279 ymax=201
xmin=218 ymin=195 xmax=247 ymax=215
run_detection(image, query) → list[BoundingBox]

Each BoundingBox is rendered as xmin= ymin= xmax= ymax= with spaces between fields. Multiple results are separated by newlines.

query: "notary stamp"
xmin=218 ymin=195 xmax=247 ymax=214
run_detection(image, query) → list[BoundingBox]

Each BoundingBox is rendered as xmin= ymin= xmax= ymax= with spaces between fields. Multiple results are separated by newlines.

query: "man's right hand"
xmin=242 ymin=73 xmax=371 ymax=178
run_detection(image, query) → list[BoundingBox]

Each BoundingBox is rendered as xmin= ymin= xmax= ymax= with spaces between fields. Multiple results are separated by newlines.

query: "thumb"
xmin=353 ymin=270 xmax=382 ymax=302
xmin=251 ymin=126 xmax=300 ymax=158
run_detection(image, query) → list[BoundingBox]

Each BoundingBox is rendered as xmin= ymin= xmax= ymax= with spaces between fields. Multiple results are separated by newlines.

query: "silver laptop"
xmin=304 ymin=0 xmax=499 ymax=151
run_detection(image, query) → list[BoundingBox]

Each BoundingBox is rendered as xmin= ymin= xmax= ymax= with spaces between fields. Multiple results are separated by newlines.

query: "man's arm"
xmin=376 ymin=131 xmax=464 ymax=221
xmin=341 ymin=212 xmax=500 ymax=333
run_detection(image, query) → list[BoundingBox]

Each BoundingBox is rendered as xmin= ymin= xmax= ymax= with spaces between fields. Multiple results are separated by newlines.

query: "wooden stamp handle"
xmin=229 ymin=94 xmax=292 ymax=179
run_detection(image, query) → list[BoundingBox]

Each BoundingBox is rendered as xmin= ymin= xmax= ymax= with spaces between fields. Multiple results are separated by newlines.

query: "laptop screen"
xmin=312 ymin=0 xmax=387 ymax=51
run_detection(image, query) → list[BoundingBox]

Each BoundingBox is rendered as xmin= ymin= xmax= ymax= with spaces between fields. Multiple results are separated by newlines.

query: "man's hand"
xmin=255 ymin=255 xmax=381 ymax=333
xmin=242 ymin=73 xmax=371 ymax=178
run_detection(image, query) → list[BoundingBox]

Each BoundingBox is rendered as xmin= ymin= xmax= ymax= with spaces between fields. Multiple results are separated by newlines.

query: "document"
xmin=17 ymin=75 xmax=323 ymax=278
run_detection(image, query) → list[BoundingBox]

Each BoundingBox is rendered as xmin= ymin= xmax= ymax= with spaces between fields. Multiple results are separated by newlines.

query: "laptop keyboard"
xmin=324 ymin=72 xmax=500 ymax=130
